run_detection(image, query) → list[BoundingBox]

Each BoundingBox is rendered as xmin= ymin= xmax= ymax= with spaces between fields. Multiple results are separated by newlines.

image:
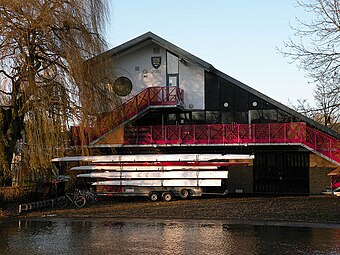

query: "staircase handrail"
xmin=71 ymin=86 xmax=184 ymax=145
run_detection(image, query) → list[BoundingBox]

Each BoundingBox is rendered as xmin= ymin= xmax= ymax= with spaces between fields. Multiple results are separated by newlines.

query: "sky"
xmin=105 ymin=0 xmax=314 ymax=107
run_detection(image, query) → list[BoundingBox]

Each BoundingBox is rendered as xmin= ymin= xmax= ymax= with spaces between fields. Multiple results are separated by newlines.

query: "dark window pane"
xmin=221 ymin=112 xmax=233 ymax=124
xmin=234 ymin=111 xmax=248 ymax=124
xmin=166 ymin=113 xmax=177 ymax=125
xmin=206 ymin=111 xmax=221 ymax=124
xmin=250 ymin=109 xmax=278 ymax=123
xmin=191 ymin=111 xmax=205 ymax=124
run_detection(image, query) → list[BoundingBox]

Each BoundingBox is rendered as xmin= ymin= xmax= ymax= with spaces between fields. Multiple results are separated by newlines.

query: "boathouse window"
xmin=166 ymin=52 xmax=179 ymax=87
xmin=250 ymin=109 xmax=277 ymax=124
xmin=166 ymin=52 xmax=179 ymax=74
xmin=180 ymin=113 xmax=191 ymax=124
xmin=191 ymin=112 xmax=205 ymax=124
xmin=234 ymin=111 xmax=248 ymax=124
xmin=166 ymin=113 xmax=177 ymax=125
xmin=206 ymin=111 xmax=221 ymax=124
xmin=221 ymin=112 xmax=233 ymax=124
xmin=277 ymin=110 xmax=292 ymax=123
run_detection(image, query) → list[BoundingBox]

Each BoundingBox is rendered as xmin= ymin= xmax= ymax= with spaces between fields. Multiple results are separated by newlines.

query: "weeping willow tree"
xmin=0 ymin=0 xmax=117 ymax=185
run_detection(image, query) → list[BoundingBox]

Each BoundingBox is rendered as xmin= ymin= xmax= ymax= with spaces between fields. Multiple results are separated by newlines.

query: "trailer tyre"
xmin=180 ymin=189 xmax=190 ymax=199
xmin=149 ymin=192 xmax=159 ymax=202
xmin=162 ymin=192 xmax=173 ymax=202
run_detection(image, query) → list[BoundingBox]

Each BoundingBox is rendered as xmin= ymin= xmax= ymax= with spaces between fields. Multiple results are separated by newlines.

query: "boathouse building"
xmin=71 ymin=32 xmax=340 ymax=195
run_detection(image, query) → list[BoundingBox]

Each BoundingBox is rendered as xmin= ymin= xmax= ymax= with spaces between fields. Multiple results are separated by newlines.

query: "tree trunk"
xmin=0 ymin=99 xmax=24 ymax=186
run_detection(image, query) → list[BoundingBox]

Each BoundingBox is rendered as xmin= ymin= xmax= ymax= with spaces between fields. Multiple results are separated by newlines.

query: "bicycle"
xmin=78 ymin=189 xmax=98 ymax=204
xmin=57 ymin=190 xmax=86 ymax=208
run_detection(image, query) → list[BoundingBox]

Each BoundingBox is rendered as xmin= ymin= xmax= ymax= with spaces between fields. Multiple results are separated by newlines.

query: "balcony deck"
xmin=124 ymin=122 xmax=340 ymax=165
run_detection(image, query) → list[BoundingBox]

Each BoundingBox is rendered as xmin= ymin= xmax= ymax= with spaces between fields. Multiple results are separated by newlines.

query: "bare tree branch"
xmin=282 ymin=0 xmax=340 ymax=132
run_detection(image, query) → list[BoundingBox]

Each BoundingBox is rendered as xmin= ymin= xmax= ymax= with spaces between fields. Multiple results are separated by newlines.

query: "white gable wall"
xmin=110 ymin=43 xmax=166 ymax=100
xmin=110 ymin=42 xmax=204 ymax=110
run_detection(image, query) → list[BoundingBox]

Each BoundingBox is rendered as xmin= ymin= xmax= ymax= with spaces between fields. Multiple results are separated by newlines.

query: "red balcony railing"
xmin=124 ymin=122 xmax=340 ymax=164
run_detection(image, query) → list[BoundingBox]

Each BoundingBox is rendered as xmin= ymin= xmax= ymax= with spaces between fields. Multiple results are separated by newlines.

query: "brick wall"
xmin=96 ymin=126 xmax=125 ymax=145
xmin=309 ymin=167 xmax=333 ymax=194
xmin=309 ymin=154 xmax=337 ymax=194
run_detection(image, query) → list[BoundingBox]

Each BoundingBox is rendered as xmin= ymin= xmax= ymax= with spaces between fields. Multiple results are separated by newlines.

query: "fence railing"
xmin=124 ymin=122 xmax=340 ymax=164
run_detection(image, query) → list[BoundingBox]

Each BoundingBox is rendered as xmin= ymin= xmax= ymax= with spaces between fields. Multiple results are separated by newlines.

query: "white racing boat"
xmin=77 ymin=170 xmax=229 ymax=179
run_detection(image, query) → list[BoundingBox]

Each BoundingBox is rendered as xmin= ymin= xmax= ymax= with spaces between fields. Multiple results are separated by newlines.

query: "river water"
xmin=0 ymin=218 xmax=339 ymax=255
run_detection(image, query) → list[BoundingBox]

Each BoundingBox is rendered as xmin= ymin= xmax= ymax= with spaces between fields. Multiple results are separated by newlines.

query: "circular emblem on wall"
xmin=113 ymin=76 xmax=132 ymax=96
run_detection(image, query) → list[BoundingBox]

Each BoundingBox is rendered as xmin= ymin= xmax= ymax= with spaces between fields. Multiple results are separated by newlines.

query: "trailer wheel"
xmin=180 ymin=189 xmax=190 ymax=199
xmin=162 ymin=192 xmax=173 ymax=202
xmin=149 ymin=192 xmax=159 ymax=202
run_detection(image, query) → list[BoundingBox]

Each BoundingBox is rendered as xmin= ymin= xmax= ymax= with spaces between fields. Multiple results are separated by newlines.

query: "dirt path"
xmin=2 ymin=195 xmax=339 ymax=224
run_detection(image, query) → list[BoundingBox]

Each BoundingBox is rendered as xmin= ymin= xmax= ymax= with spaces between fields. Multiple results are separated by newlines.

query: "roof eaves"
xmin=102 ymin=32 xmax=154 ymax=58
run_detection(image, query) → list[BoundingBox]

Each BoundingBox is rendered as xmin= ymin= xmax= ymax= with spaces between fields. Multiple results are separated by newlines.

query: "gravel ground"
xmin=1 ymin=195 xmax=339 ymax=224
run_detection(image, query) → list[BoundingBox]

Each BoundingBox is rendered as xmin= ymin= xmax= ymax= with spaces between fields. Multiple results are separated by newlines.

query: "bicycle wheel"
xmin=57 ymin=196 xmax=68 ymax=208
xmin=87 ymin=192 xmax=98 ymax=204
xmin=74 ymin=194 xmax=86 ymax=207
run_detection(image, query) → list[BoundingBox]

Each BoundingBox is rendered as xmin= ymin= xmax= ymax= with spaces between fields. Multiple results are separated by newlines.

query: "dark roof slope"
xmin=100 ymin=32 xmax=340 ymax=139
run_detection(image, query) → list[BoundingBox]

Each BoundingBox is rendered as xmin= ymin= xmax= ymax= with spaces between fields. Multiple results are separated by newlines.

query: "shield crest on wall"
xmin=151 ymin=56 xmax=162 ymax=69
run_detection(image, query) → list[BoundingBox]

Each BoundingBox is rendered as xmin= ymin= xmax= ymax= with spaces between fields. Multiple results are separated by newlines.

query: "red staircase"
xmin=124 ymin=122 xmax=340 ymax=165
xmin=71 ymin=86 xmax=184 ymax=145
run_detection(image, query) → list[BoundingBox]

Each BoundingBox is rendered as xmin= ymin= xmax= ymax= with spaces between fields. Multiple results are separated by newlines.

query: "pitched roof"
xmin=99 ymin=32 xmax=340 ymax=139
